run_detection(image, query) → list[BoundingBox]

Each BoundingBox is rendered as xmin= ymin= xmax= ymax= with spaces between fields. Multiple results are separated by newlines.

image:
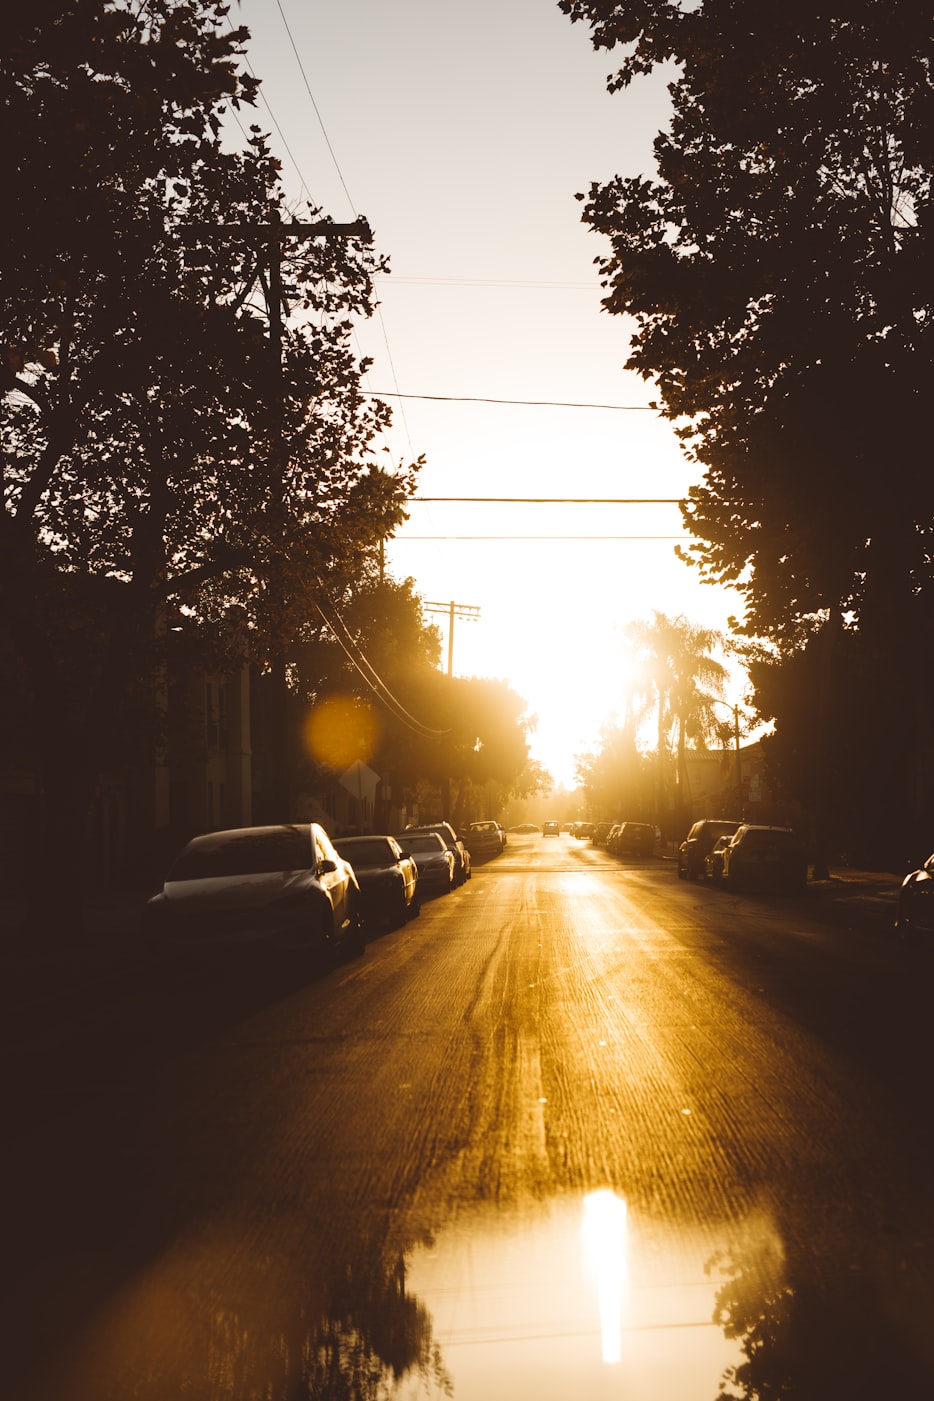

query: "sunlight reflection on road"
xmin=400 ymin=1194 xmax=743 ymax=1401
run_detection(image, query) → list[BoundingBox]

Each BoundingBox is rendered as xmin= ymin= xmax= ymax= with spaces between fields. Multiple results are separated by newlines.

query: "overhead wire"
xmin=362 ymin=391 xmax=655 ymax=410
xmin=393 ymin=535 xmax=685 ymax=541
xmin=312 ymin=593 xmax=450 ymax=738
xmin=271 ymin=0 xmax=416 ymax=457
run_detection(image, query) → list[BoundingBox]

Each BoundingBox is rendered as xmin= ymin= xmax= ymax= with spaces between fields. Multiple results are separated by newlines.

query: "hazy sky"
xmin=235 ymin=0 xmax=744 ymax=787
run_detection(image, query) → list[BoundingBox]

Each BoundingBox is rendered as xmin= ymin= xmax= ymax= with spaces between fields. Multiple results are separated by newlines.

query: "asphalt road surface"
xmin=4 ymin=834 xmax=933 ymax=1401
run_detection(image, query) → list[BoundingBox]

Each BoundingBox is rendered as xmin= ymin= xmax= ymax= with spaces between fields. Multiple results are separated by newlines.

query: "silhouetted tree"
xmin=1 ymin=1 xmax=416 ymax=932
xmin=562 ymin=0 xmax=933 ymax=853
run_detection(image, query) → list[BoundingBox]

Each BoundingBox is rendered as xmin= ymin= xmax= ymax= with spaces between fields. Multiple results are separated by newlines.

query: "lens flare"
xmin=303 ymin=695 xmax=379 ymax=771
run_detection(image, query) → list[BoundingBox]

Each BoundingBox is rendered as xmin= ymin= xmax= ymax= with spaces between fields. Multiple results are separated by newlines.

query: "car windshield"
xmin=168 ymin=828 xmax=312 ymax=880
xmin=740 ymin=829 xmax=797 ymax=851
xmin=402 ymin=835 xmax=444 ymax=854
xmin=335 ymin=839 xmax=394 ymax=868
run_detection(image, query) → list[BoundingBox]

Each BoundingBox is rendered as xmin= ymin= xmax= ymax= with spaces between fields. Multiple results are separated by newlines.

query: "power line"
xmin=363 ymin=392 xmax=656 ymax=411
xmin=374 ymin=274 xmax=598 ymax=290
xmin=394 ymin=535 xmax=684 ymax=541
xmin=414 ymin=496 xmax=682 ymax=504
xmin=274 ymin=0 xmax=355 ymax=214
xmin=312 ymin=594 xmax=449 ymax=738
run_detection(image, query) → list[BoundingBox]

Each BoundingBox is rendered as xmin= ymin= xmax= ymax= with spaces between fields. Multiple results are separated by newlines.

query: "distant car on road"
xmin=398 ymin=831 xmax=456 ymax=896
xmin=542 ymin=820 xmax=560 ymax=836
xmin=334 ymin=835 xmax=419 ymax=930
xmin=720 ymin=824 xmax=807 ymax=893
xmin=404 ymin=821 xmax=471 ymax=885
xmin=895 ymin=852 xmax=934 ymax=936
xmin=465 ymin=820 xmax=507 ymax=858
xmin=145 ymin=823 xmax=364 ymax=964
xmin=677 ymin=819 xmax=741 ymax=880
xmin=615 ymin=822 xmax=656 ymax=857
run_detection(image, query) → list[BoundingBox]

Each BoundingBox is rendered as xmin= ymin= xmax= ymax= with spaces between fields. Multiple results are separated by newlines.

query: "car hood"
xmin=160 ymin=870 xmax=318 ymax=911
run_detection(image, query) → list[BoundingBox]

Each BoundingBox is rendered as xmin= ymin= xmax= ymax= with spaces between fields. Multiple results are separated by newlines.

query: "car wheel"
xmin=677 ymin=863 xmax=687 ymax=880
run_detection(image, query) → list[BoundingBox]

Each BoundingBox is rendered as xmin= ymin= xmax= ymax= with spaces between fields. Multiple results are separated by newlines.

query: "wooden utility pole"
xmin=423 ymin=600 xmax=481 ymax=676
xmin=423 ymin=600 xmax=480 ymax=822
xmin=191 ymin=214 xmax=371 ymax=819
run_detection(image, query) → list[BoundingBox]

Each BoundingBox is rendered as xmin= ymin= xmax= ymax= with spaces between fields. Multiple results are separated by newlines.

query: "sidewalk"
xmin=803 ymin=866 xmax=903 ymax=933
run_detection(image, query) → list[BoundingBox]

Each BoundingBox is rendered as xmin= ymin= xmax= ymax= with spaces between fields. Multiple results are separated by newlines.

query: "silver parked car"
xmin=404 ymin=821 xmax=471 ymax=885
xmin=398 ymin=831 xmax=456 ymax=896
xmin=145 ymin=822 xmax=364 ymax=963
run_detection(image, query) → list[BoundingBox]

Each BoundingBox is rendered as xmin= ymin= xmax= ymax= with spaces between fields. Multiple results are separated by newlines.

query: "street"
xmin=4 ymin=833 xmax=933 ymax=1400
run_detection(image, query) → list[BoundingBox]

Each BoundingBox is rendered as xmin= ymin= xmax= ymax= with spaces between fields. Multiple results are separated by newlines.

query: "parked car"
xmin=575 ymin=822 xmax=594 ymax=840
xmin=404 ymin=822 xmax=471 ymax=885
xmin=465 ymin=820 xmax=507 ymax=858
xmin=397 ymin=831 xmax=456 ymax=895
xmin=895 ymin=852 xmax=934 ymax=936
xmin=605 ymin=823 xmax=624 ymax=854
xmin=542 ymin=819 xmax=560 ymax=836
xmin=591 ymin=822 xmax=614 ymax=846
xmin=334 ymin=835 xmax=419 ymax=930
xmin=616 ymin=822 xmax=656 ymax=857
xmin=703 ymin=834 xmax=733 ymax=884
xmin=677 ymin=819 xmax=741 ymax=880
xmin=509 ymin=823 xmax=540 ymax=833
xmin=144 ymin=822 xmax=364 ymax=962
xmin=720 ymin=824 xmax=807 ymax=892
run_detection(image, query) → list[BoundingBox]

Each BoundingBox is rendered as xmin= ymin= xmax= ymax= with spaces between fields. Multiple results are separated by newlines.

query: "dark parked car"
xmin=895 ymin=852 xmax=934 ymax=936
xmin=591 ymin=822 xmax=614 ymax=846
xmin=720 ymin=824 xmax=807 ymax=892
xmin=677 ymin=819 xmax=741 ymax=880
xmin=465 ymin=820 xmax=507 ymax=858
xmin=144 ymin=822 xmax=364 ymax=962
xmin=334 ymin=835 xmax=419 ymax=930
xmin=404 ymin=822 xmax=471 ymax=885
xmin=616 ymin=822 xmax=656 ymax=857
xmin=398 ymin=831 xmax=456 ymax=895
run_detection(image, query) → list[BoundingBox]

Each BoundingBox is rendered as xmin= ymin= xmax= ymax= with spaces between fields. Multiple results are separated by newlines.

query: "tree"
xmin=574 ymin=722 xmax=652 ymax=821
xmin=625 ymin=612 xmax=728 ymax=832
xmin=1 ymin=1 xmax=415 ymax=933
xmin=562 ymin=0 xmax=933 ymax=852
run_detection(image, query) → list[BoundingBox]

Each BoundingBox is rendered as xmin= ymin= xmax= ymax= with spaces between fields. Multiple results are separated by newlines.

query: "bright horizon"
xmin=236 ymin=0 xmax=748 ymax=789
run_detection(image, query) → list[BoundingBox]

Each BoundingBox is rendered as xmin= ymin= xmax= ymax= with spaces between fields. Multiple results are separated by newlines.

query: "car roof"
xmin=184 ymin=823 xmax=312 ymax=850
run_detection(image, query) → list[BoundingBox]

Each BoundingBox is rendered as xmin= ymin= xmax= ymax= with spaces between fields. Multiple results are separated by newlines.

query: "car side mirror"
xmin=318 ymin=858 xmax=337 ymax=875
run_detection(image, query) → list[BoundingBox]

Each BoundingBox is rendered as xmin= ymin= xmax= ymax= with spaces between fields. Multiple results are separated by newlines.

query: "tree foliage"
xmin=1 ymin=0 xmax=417 ymax=921
xmin=561 ymin=0 xmax=933 ymax=644
xmin=291 ymin=579 xmax=537 ymax=823
xmin=563 ymin=0 xmax=934 ymax=854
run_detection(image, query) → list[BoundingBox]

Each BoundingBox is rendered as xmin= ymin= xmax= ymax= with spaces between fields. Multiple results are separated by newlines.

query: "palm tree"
xmin=625 ymin=613 xmax=729 ymax=830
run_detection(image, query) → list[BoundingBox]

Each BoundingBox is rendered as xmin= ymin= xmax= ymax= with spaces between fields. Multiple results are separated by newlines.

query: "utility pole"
xmin=423 ymin=600 xmax=481 ymax=676
xmin=190 ymin=214 xmax=372 ymax=819
xmin=706 ymin=697 xmax=743 ymax=818
xmin=423 ymin=600 xmax=480 ymax=822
